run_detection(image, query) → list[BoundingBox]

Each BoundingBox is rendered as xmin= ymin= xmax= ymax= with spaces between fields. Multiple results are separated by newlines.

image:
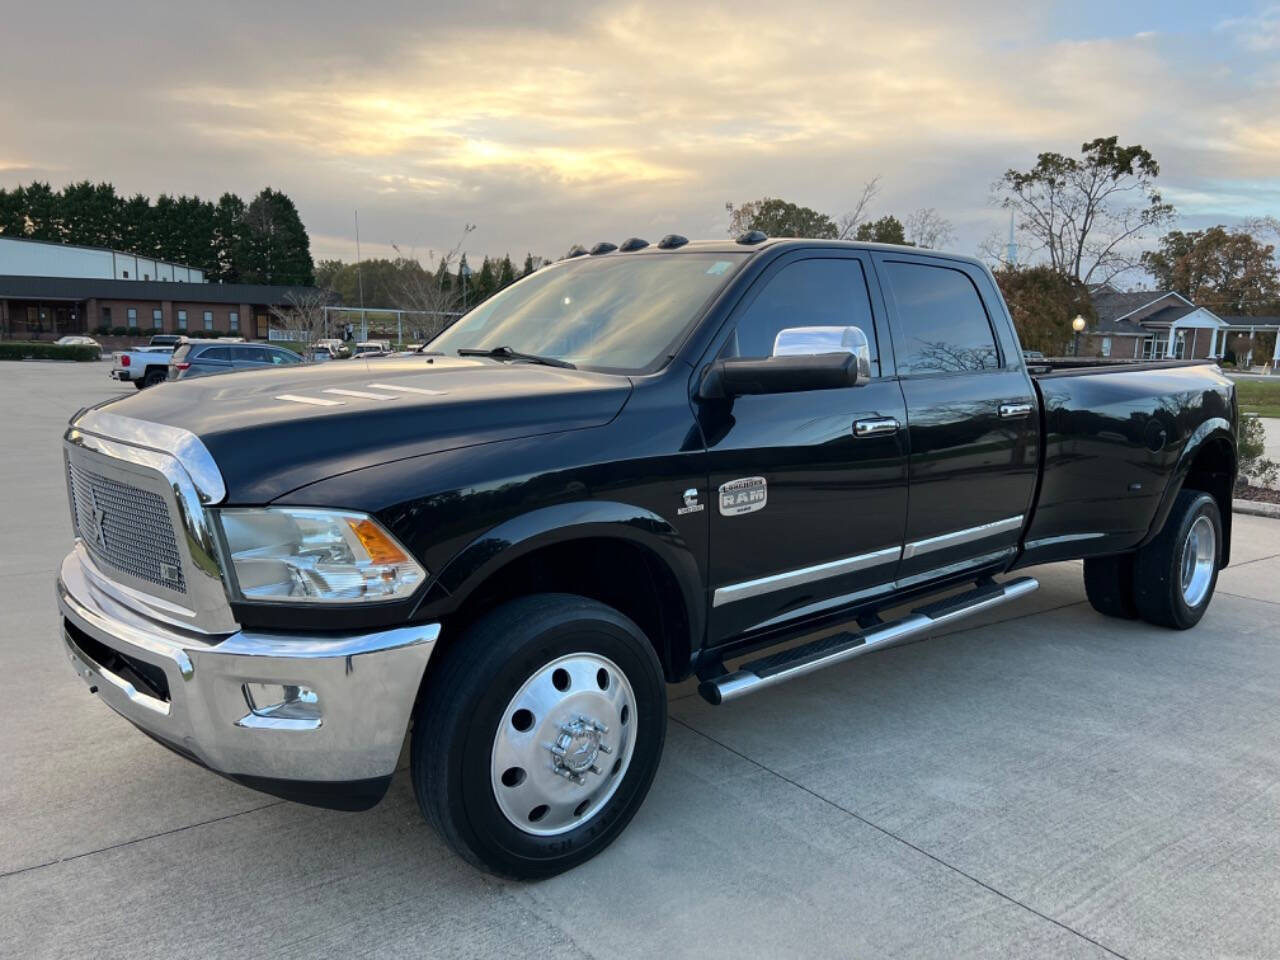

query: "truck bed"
xmin=1016 ymin=358 xmax=1236 ymax=567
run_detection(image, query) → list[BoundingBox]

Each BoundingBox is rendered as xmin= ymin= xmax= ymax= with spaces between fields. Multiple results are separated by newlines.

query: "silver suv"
xmin=168 ymin=340 xmax=304 ymax=380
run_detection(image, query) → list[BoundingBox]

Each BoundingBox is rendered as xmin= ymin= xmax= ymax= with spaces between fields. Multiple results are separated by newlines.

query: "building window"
xmin=152 ymin=308 xmax=163 ymax=328
xmin=177 ymin=310 xmax=187 ymax=331
xmin=101 ymin=307 xmax=112 ymax=326
xmin=1101 ymin=337 xmax=1112 ymax=358
xmin=127 ymin=308 xmax=138 ymax=329
xmin=229 ymin=311 xmax=239 ymax=332
xmin=122 ymin=270 xmax=129 ymax=279
xmin=204 ymin=310 xmax=214 ymax=331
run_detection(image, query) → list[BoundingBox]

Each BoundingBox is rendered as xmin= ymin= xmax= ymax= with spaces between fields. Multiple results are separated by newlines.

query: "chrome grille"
xmin=67 ymin=458 xmax=187 ymax=593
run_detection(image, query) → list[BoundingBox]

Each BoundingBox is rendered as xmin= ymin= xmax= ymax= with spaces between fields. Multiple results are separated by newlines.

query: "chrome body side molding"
xmin=713 ymin=545 xmax=902 ymax=607
xmin=902 ymin=515 xmax=1024 ymax=560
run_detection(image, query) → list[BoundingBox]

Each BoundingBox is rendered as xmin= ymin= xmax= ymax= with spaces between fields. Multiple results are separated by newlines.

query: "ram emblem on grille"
xmin=87 ymin=490 xmax=108 ymax=550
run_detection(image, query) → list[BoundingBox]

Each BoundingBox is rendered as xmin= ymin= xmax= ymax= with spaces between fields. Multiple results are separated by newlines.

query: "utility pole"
xmin=1006 ymin=211 xmax=1017 ymax=267
xmin=355 ymin=210 xmax=366 ymax=341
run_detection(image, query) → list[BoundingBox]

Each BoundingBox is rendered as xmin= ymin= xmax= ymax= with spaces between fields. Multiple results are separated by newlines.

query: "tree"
xmin=726 ymin=197 xmax=837 ymax=239
xmin=240 ymin=188 xmax=314 ymax=285
xmin=994 ymin=136 xmax=1175 ymax=284
xmin=391 ymin=225 xmax=475 ymax=339
xmin=854 ymin=215 xmax=909 ymax=245
xmin=834 ymin=178 xmax=882 ymax=240
xmin=212 ymin=193 xmax=247 ymax=283
xmin=1141 ymin=226 xmax=1279 ymax=315
xmin=497 ymin=254 xmax=517 ymax=289
xmin=993 ymin=265 xmax=1095 ymax=355
xmin=268 ymin=287 xmax=334 ymax=349
xmin=521 ymin=253 xmax=537 ymax=277
xmin=314 ymin=259 xmax=345 ymax=290
xmin=904 ymin=207 xmax=955 ymax=249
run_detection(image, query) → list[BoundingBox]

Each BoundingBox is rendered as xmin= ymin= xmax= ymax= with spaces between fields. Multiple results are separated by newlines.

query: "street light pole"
xmin=1072 ymin=315 xmax=1087 ymax=357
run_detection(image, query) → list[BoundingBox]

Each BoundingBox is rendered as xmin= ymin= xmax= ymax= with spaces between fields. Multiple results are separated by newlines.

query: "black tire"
xmin=143 ymin=368 xmax=167 ymax=388
xmin=1133 ymin=490 xmax=1221 ymax=629
xmin=411 ymin=593 xmax=667 ymax=879
xmin=1083 ymin=553 xmax=1138 ymax=619
xmin=131 ymin=379 xmax=146 ymax=390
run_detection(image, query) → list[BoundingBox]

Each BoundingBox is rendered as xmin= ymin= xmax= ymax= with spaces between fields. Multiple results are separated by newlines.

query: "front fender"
xmin=424 ymin=500 xmax=705 ymax=657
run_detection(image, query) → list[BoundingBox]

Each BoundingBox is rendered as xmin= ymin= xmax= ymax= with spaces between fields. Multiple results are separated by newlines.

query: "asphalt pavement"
xmin=3 ymin=361 xmax=1280 ymax=959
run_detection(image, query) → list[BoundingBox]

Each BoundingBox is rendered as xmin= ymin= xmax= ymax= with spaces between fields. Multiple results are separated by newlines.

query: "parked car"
xmin=168 ymin=340 xmax=305 ymax=380
xmin=56 ymin=237 xmax=1237 ymax=879
xmin=352 ymin=339 xmax=393 ymax=357
xmin=54 ymin=335 xmax=103 ymax=359
xmin=110 ymin=345 xmax=175 ymax=388
xmin=314 ymin=338 xmax=350 ymax=358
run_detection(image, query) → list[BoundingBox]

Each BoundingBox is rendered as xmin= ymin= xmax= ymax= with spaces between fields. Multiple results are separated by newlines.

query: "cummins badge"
xmin=719 ymin=477 xmax=767 ymax=516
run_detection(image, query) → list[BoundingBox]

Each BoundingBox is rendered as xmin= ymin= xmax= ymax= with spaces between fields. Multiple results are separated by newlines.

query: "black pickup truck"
xmin=57 ymin=236 xmax=1237 ymax=877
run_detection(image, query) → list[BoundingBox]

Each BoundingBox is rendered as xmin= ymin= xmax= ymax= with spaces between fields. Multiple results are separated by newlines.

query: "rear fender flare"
xmin=1138 ymin=417 xmax=1235 ymax=558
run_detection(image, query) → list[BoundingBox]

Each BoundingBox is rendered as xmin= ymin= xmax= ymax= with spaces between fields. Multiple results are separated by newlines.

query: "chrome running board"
xmin=698 ymin=577 xmax=1039 ymax=705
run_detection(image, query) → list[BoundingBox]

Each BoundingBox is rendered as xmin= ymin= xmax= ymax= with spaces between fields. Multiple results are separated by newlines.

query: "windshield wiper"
xmin=456 ymin=345 xmax=576 ymax=369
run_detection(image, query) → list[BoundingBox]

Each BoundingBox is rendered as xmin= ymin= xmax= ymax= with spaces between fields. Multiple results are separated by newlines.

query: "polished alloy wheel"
xmin=490 ymin=653 xmax=636 ymax=836
xmin=1179 ymin=514 xmax=1215 ymax=608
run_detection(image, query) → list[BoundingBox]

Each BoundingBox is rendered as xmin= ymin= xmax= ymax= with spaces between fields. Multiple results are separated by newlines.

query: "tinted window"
xmin=885 ymin=262 xmax=999 ymax=376
xmin=231 ymin=346 xmax=265 ymax=363
xmin=270 ymin=350 xmax=300 ymax=364
xmin=200 ymin=346 xmax=233 ymax=362
xmin=726 ymin=258 xmax=877 ymax=368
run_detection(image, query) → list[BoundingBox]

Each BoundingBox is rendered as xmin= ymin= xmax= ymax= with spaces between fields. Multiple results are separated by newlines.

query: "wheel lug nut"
xmin=597 ymin=743 xmax=612 ymax=754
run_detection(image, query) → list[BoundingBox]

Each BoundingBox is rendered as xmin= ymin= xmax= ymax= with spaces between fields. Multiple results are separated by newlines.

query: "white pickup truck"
xmin=110 ymin=335 xmax=182 ymax=389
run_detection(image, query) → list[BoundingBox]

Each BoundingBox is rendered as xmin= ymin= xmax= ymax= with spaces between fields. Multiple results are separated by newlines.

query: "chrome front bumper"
xmin=57 ymin=550 xmax=439 ymax=809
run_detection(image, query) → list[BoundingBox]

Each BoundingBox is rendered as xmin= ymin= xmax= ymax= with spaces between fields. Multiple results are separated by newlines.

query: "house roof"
xmin=1091 ymin=289 xmax=1163 ymax=324
xmin=0 ymin=275 xmax=315 ymax=305
xmin=1139 ymin=303 xmax=1201 ymax=327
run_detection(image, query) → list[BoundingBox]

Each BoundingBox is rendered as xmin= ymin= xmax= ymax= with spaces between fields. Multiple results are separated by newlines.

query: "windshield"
xmin=430 ymin=253 xmax=747 ymax=372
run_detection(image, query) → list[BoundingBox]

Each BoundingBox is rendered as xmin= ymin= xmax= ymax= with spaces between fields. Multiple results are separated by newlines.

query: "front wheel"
xmin=1133 ymin=490 xmax=1222 ymax=629
xmin=411 ymin=594 xmax=667 ymax=878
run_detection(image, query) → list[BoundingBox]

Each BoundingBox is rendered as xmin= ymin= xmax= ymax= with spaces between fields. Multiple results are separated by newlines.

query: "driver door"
xmin=695 ymin=252 xmax=909 ymax=643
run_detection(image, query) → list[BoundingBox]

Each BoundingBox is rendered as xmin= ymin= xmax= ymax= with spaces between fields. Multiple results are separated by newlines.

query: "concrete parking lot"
xmin=3 ymin=361 xmax=1280 ymax=959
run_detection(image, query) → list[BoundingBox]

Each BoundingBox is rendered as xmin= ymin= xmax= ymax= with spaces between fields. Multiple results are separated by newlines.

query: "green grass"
xmin=1233 ymin=378 xmax=1280 ymax=418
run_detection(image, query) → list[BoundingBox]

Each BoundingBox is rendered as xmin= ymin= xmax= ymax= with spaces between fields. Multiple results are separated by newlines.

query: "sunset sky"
xmin=3 ymin=1 xmax=1278 ymax=267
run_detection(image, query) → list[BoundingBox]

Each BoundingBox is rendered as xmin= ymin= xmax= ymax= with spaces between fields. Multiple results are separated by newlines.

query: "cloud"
xmin=2 ymin=0 xmax=1278 ymax=265
xmin=1216 ymin=6 xmax=1280 ymax=52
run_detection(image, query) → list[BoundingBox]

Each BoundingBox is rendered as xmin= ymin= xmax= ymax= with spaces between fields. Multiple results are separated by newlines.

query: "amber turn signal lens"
xmin=347 ymin=518 xmax=410 ymax=566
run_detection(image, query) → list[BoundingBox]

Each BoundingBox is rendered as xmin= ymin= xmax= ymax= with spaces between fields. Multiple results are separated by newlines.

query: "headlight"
xmin=216 ymin=508 xmax=425 ymax=604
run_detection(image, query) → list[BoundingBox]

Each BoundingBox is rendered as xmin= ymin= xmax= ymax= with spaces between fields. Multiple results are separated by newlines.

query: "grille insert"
xmin=67 ymin=458 xmax=187 ymax=593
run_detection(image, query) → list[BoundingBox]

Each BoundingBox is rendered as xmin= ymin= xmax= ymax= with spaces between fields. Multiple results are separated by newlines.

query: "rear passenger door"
xmin=874 ymin=254 xmax=1038 ymax=582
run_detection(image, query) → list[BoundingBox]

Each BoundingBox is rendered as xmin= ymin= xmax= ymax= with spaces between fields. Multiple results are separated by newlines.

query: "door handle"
xmin=998 ymin=403 xmax=1033 ymax=420
xmin=854 ymin=417 xmax=900 ymax=437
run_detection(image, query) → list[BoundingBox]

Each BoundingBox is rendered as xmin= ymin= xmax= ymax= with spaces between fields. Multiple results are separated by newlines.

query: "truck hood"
xmin=99 ymin=356 xmax=633 ymax=502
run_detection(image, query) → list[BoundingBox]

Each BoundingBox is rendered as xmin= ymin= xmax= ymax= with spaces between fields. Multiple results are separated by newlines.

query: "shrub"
xmin=1238 ymin=415 xmax=1279 ymax=489
xmin=110 ymin=326 xmax=130 ymax=336
xmin=0 ymin=342 xmax=101 ymax=362
xmin=94 ymin=325 xmax=111 ymax=336
xmin=148 ymin=327 xmax=164 ymax=336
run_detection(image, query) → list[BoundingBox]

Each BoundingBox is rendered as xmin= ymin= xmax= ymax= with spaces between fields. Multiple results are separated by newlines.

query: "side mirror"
xmin=699 ymin=325 xmax=872 ymax=399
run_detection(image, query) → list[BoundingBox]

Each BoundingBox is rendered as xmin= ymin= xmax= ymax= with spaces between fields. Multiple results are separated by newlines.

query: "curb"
xmin=1233 ymin=499 xmax=1280 ymax=519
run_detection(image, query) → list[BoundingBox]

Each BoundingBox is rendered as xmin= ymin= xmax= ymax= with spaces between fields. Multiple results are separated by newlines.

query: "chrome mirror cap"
xmin=772 ymin=325 xmax=871 ymax=381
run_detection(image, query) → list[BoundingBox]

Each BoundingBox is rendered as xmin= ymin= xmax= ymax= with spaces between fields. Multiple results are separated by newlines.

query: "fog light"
xmin=237 ymin=682 xmax=322 ymax=730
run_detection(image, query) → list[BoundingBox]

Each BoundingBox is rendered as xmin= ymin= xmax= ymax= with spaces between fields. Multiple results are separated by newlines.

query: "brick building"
xmin=0 ymin=236 xmax=315 ymax=342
